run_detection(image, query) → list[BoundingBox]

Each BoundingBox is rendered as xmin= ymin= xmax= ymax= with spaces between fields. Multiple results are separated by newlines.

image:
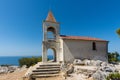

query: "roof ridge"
xmin=60 ymin=35 xmax=107 ymax=42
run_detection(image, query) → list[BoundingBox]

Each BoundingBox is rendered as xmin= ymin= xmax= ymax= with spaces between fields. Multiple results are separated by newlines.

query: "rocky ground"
xmin=0 ymin=69 xmax=27 ymax=80
xmin=62 ymin=59 xmax=120 ymax=80
xmin=1 ymin=59 xmax=120 ymax=80
xmin=0 ymin=65 xmax=27 ymax=80
xmin=24 ymin=59 xmax=120 ymax=80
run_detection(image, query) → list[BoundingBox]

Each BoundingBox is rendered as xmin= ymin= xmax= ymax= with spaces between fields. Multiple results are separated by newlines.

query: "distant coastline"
xmin=0 ymin=56 xmax=37 ymax=66
xmin=0 ymin=55 xmax=119 ymax=66
xmin=0 ymin=55 xmax=53 ymax=66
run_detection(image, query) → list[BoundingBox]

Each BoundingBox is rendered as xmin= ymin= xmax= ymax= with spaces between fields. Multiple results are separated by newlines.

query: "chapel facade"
xmin=42 ymin=11 xmax=108 ymax=63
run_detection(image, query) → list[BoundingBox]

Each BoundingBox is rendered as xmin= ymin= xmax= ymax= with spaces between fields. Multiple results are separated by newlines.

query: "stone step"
xmin=32 ymin=74 xmax=59 ymax=78
xmin=37 ymin=66 xmax=60 ymax=69
xmin=33 ymin=68 xmax=60 ymax=72
xmin=31 ymin=63 xmax=60 ymax=78
xmin=41 ymin=62 xmax=60 ymax=64
xmin=32 ymin=71 xmax=59 ymax=75
xmin=39 ymin=64 xmax=60 ymax=67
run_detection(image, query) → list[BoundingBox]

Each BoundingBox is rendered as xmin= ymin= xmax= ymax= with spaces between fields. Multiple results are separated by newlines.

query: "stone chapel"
xmin=42 ymin=11 xmax=108 ymax=63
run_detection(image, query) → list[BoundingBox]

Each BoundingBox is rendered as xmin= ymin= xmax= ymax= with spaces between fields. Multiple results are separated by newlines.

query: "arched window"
xmin=92 ymin=42 xmax=96 ymax=50
xmin=47 ymin=27 xmax=56 ymax=40
xmin=47 ymin=48 xmax=56 ymax=62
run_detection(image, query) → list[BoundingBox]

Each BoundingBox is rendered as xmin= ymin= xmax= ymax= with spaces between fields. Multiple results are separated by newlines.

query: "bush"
xmin=0 ymin=64 xmax=12 ymax=67
xmin=106 ymin=73 xmax=120 ymax=80
xmin=108 ymin=52 xmax=120 ymax=63
xmin=19 ymin=56 xmax=42 ymax=68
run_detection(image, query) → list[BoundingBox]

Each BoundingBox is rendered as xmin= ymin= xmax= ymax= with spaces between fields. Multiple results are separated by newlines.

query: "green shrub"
xmin=108 ymin=52 xmax=120 ymax=63
xmin=19 ymin=56 xmax=42 ymax=68
xmin=0 ymin=64 xmax=12 ymax=67
xmin=106 ymin=73 xmax=120 ymax=80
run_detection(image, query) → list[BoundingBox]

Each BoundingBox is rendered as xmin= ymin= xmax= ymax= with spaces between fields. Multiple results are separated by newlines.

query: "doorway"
xmin=47 ymin=48 xmax=56 ymax=62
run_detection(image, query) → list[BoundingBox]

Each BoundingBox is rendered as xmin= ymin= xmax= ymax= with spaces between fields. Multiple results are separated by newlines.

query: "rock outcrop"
xmin=62 ymin=59 xmax=120 ymax=80
xmin=0 ymin=65 xmax=27 ymax=74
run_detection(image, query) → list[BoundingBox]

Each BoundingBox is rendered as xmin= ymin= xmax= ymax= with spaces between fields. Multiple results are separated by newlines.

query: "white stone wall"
xmin=62 ymin=39 xmax=108 ymax=63
xmin=42 ymin=21 xmax=60 ymax=62
xmin=42 ymin=21 xmax=60 ymax=41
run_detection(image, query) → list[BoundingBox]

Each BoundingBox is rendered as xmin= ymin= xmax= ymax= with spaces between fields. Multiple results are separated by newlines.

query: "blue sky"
xmin=0 ymin=0 xmax=120 ymax=56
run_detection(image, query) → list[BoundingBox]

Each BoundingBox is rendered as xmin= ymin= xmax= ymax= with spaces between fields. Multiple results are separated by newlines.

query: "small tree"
xmin=108 ymin=52 xmax=120 ymax=63
xmin=116 ymin=28 xmax=120 ymax=36
xmin=19 ymin=56 xmax=42 ymax=68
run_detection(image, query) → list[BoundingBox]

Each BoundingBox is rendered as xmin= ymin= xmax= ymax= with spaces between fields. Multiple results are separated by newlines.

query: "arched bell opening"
xmin=47 ymin=27 xmax=56 ymax=40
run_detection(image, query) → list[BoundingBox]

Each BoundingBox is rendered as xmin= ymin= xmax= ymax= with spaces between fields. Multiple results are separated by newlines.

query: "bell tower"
xmin=42 ymin=11 xmax=60 ymax=62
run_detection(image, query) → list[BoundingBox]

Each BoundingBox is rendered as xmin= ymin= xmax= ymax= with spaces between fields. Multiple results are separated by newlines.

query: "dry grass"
xmin=36 ymin=76 xmax=63 ymax=80
xmin=0 ymin=69 xmax=64 ymax=80
xmin=0 ymin=69 xmax=27 ymax=80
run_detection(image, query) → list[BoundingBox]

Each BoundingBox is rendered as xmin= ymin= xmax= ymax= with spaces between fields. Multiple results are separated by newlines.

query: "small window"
xmin=92 ymin=42 xmax=96 ymax=50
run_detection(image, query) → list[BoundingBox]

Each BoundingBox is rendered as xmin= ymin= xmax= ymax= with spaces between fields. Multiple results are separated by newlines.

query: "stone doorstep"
xmin=32 ymin=71 xmax=60 ymax=74
xmin=39 ymin=64 xmax=60 ymax=66
xmin=37 ymin=65 xmax=60 ymax=68
xmin=32 ymin=73 xmax=60 ymax=78
xmin=40 ymin=63 xmax=60 ymax=64
xmin=41 ymin=62 xmax=60 ymax=65
xmin=37 ymin=66 xmax=60 ymax=69
xmin=33 ymin=68 xmax=60 ymax=72
xmin=39 ymin=65 xmax=60 ymax=67
xmin=39 ymin=64 xmax=60 ymax=67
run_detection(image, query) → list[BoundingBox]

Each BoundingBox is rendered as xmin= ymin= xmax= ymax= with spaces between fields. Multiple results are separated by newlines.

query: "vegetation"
xmin=106 ymin=73 xmax=120 ymax=80
xmin=108 ymin=52 xmax=120 ymax=63
xmin=116 ymin=28 xmax=120 ymax=36
xmin=19 ymin=56 xmax=42 ymax=68
xmin=0 ymin=64 xmax=12 ymax=67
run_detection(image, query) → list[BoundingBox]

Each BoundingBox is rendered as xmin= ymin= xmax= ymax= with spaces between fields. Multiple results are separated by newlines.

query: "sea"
xmin=0 ymin=56 xmax=53 ymax=66
xmin=0 ymin=56 xmax=120 ymax=66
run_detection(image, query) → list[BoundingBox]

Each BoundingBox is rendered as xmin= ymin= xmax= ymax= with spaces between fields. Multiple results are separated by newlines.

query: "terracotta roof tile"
xmin=60 ymin=35 xmax=108 ymax=42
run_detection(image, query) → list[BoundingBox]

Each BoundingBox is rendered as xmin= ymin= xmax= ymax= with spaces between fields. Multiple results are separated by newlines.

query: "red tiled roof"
xmin=60 ymin=35 xmax=108 ymax=42
xmin=46 ymin=11 xmax=56 ymax=22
